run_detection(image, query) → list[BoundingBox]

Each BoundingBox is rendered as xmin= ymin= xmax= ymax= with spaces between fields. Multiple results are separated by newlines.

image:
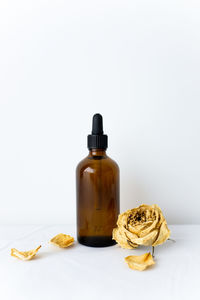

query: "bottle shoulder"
xmin=76 ymin=154 xmax=119 ymax=174
xmin=106 ymin=155 xmax=119 ymax=170
xmin=76 ymin=156 xmax=89 ymax=170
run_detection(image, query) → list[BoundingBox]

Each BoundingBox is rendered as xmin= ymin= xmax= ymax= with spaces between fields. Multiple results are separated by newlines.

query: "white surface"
xmin=0 ymin=225 xmax=199 ymax=300
xmin=0 ymin=0 xmax=200 ymax=224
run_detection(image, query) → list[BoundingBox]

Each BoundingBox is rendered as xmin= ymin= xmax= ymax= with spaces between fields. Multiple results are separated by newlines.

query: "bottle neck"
xmin=88 ymin=149 xmax=107 ymax=157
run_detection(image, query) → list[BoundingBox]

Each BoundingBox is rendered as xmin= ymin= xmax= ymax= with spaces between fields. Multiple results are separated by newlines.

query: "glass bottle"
xmin=76 ymin=114 xmax=120 ymax=247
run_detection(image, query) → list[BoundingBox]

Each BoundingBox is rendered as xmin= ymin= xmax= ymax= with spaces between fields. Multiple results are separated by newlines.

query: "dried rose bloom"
xmin=113 ymin=204 xmax=170 ymax=249
xmin=11 ymin=245 xmax=41 ymax=261
xmin=50 ymin=233 xmax=74 ymax=248
xmin=125 ymin=252 xmax=155 ymax=271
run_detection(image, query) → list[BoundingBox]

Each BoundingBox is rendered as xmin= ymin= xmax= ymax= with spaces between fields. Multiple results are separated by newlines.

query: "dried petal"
xmin=113 ymin=228 xmax=136 ymax=249
xmin=125 ymin=252 xmax=155 ymax=271
xmin=130 ymin=229 xmax=158 ymax=246
xmin=153 ymin=221 xmax=170 ymax=246
xmin=50 ymin=233 xmax=74 ymax=248
xmin=11 ymin=245 xmax=41 ymax=261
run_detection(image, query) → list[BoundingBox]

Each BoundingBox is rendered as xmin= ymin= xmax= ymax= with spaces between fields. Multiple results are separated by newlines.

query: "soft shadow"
xmin=33 ymin=243 xmax=77 ymax=260
xmin=150 ymin=239 xmax=178 ymax=257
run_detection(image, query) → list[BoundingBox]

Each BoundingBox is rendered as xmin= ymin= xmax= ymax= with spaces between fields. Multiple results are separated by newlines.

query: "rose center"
xmin=128 ymin=209 xmax=156 ymax=225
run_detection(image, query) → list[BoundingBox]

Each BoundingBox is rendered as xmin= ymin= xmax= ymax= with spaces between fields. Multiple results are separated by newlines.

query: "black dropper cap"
xmin=87 ymin=114 xmax=108 ymax=150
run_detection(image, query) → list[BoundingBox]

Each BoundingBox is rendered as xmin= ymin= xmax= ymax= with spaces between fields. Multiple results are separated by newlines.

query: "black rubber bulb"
xmin=92 ymin=113 xmax=103 ymax=135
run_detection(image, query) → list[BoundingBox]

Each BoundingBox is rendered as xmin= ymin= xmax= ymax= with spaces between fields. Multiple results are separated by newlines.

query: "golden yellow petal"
xmin=112 ymin=228 xmax=134 ymax=249
xmin=50 ymin=233 xmax=74 ymax=248
xmin=131 ymin=229 xmax=158 ymax=246
xmin=11 ymin=245 xmax=41 ymax=261
xmin=137 ymin=223 xmax=157 ymax=239
xmin=129 ymin=221 xmax=155 ymax=237
xmin=133 ymin=221 xmax=153 ymax=237
xmin=125 ymin=252 xmax=155 ymax=271
xmin=123 ymin=229 xmax=139 ymax=247
xmin=128 ymin=223 xmax=144 ymax=235
xmin=117 ymin=210 xmax=131 ymax=227
xmin=153 ymin=221 xmax=170 ymax=246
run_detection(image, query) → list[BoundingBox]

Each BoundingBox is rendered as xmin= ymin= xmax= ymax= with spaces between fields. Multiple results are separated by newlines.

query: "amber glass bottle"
xmin=76 ymin=114 xmax=120 ymax=247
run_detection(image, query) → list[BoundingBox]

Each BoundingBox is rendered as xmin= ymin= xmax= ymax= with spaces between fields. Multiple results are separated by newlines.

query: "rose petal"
xmin=125 ymin=252 xmax=155 ymax=271
xmin=117 ymin=210 xmax=132 ymax=227
xmin=138 ymin=210 xmax=159 ymax=237
xmin=131 ymin=229 xmax=158 ymax=246
xmin=50 ymin=233 xmax=74 ymax=248
xmin=153 ymin=221 xmax=170 ymax=246
xmin=113 ymin=228 xmax=135 ymax=249
xmin=11 ymin=245 xmax=41 ymax=261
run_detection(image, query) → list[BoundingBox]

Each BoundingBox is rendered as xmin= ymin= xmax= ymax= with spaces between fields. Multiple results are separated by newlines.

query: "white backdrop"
xmin=0 ymin=0 xmax=200 ymax=225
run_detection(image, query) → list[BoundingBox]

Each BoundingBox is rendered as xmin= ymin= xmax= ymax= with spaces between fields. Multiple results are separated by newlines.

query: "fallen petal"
xmin=125 ymin=252 xmax=155 ymax=271
xmin=50 ymin=233 xmax=74 ymax=248
xmin=11 ymin=245 xmax=41 ymax=261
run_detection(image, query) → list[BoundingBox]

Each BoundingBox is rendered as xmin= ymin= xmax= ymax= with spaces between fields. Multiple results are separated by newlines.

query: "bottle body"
xmin=76 ymin=149 xmax=120 ymax=247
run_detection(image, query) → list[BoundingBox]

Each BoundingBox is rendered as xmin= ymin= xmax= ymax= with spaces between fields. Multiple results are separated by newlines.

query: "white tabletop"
xmin=0 ymin=225 xmax=199 ymax=300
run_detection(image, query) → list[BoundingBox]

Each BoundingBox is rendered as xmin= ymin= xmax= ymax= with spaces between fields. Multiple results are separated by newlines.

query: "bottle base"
xmin=78 ymin=236 xmax=116 ymax=247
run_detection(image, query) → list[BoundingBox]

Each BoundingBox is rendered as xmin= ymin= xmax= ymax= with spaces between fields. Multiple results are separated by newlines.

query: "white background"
xmin=0 ymin=0 xmax=200 ymax=225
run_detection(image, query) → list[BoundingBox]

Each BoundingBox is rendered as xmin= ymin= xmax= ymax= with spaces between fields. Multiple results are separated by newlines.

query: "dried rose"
xmin=125 ymin=252 xmax=155 ymax=271
xmin=113 ymin=204 xmax=170 ymax=249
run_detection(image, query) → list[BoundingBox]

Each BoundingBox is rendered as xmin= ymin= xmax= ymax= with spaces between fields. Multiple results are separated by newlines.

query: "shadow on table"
xmin=137 ymin=237 xmax=180 ymax=258
xmin=33 ymin=243 xmax=78 ymax=260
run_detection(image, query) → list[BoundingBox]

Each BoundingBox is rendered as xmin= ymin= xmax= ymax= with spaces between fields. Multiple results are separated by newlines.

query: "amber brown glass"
xmin=76 ymin=149 xmax=120 ymax=247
